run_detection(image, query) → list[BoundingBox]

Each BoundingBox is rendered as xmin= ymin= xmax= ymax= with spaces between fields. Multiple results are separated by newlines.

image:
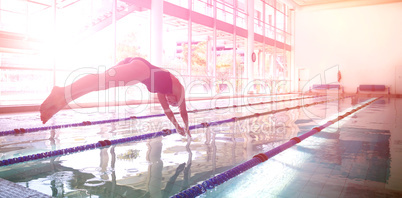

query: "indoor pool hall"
xmin=1 ymin=0 xmax=402 ymax=197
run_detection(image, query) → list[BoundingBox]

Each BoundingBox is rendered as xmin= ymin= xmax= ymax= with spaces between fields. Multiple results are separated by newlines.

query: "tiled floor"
xmin=0 ymin=95 xmax=401 ymax=198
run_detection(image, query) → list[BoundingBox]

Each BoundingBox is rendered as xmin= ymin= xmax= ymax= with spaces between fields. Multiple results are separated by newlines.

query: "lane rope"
xmin=0 ymin=95 xmax=324 ymax=136
xmin=0 ymin=95 xmax=347 ymax=167
xmin=170 ymin=97 xmax=381 ymax=198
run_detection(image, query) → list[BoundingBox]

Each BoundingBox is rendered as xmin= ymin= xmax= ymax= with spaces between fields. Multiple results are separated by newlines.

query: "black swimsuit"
xmin=120 ymin=57 xmax=173 ymax=95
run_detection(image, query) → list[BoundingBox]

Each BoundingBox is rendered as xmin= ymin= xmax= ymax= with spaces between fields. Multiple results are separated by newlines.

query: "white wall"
xmin=294 ymin=2 xmax=402 ymax=94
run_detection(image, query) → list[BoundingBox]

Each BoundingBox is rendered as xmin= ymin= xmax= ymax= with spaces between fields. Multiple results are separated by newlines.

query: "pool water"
xmin=1 ymin=94 xmax=401 ymax=198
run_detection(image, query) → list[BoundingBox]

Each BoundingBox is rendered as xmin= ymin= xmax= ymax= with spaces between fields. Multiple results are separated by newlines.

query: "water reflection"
xmin=5 ymin=95 xmax=398 ymax=197
xmin=2 ymin=104 xmax=304 ymax=197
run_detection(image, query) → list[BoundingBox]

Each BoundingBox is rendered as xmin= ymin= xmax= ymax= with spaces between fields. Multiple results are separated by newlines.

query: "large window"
xmin=0 ymin=0 xmax=292 ymax=106
xmin=193 ymin=0 xmax=214 ymax=17
xmin=217 ymin=0 xmax=234 ymax=24
xmin=215 ymin=30 xmax=235 ymax=95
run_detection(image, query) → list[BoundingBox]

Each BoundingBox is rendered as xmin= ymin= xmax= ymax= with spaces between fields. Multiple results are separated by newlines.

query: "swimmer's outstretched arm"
xmin=179 ymin=99 xmax=190 ymax=136
xmin=157 ymin=93 xmax=187 ymax=137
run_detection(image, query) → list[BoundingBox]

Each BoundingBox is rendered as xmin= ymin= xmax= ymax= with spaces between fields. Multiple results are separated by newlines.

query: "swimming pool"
xmin=1 ymin=94 xmax=401 ymax=197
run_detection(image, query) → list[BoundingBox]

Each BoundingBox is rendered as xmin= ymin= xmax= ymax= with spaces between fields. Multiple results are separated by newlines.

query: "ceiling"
xmin=292 ymin=0 xmax=359 ymax=6
xmin=288 ymin=0 xmax=402 ymax=8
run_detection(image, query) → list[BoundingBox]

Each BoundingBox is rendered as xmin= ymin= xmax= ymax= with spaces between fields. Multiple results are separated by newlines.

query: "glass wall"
xmin=236 ymin=0 xmax=247 ymax=29
xmin=217 ymin=0 xmax=234 ymax=24
xmin=193 ymin=0 xmax=214 ymax=17
xmin=215 ymin=30 xmax=234 ymax=95
xmin=265 ymin=2 xmax=275 ymax=39
xmin=235 ymin=36 xmax=247 ymax=94
xmin=0 ymin=0 xmax=292 ymax=106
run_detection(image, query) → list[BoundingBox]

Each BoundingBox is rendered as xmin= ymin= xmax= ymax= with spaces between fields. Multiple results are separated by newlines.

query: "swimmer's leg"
xmin=40 ymin=60 xmax=150 ymax=124
xmin=40 ymin=86 xmax=67 ymax=124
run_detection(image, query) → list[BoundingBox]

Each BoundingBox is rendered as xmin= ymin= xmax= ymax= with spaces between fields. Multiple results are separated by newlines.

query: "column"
xmin=151 ymin=0 xmax=163 ymax=66
xmin=212 ymin=0 xmax=217 ymax=94
xmin=188 ymin=0 xmax=192 ymax=82
xmin=233 ymin=0 xmax=237 ymax=86
xmin=112 ymin=0 xmax=117 ymax=64
xmin=247 ymin=0 xmax=255 ymax=92
xmin=290 ymin=9 xmax=296 ymax=92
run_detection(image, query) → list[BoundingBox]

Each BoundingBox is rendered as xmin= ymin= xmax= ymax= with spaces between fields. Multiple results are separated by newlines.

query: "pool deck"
xmin=0 ymin=178 xmax=50 ymax=198
xmin=1 ymin=93 xmax=400 ymax=114
xmin=0 ymin=93 xmax=297 ymax=114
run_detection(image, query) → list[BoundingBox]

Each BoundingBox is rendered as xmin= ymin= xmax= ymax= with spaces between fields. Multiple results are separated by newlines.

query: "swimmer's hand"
xmin=177 ymin=126 xmax=191 ymax=137
xmin=176 ymin=126 xmax=186 ymax=136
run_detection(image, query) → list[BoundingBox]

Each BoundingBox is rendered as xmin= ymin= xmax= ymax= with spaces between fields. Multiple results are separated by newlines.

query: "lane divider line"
xmin=1 ymin=95 xmax=324 ymax=136
xmin=0 ymin=95 xmax=346 ymax=167
xmin=170 ymin=97 xmax=381 ymax=198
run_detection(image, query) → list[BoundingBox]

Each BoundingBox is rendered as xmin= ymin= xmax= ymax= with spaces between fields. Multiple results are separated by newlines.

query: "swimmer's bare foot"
xmin=40 ymin=86 xmax=67 ymax=124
